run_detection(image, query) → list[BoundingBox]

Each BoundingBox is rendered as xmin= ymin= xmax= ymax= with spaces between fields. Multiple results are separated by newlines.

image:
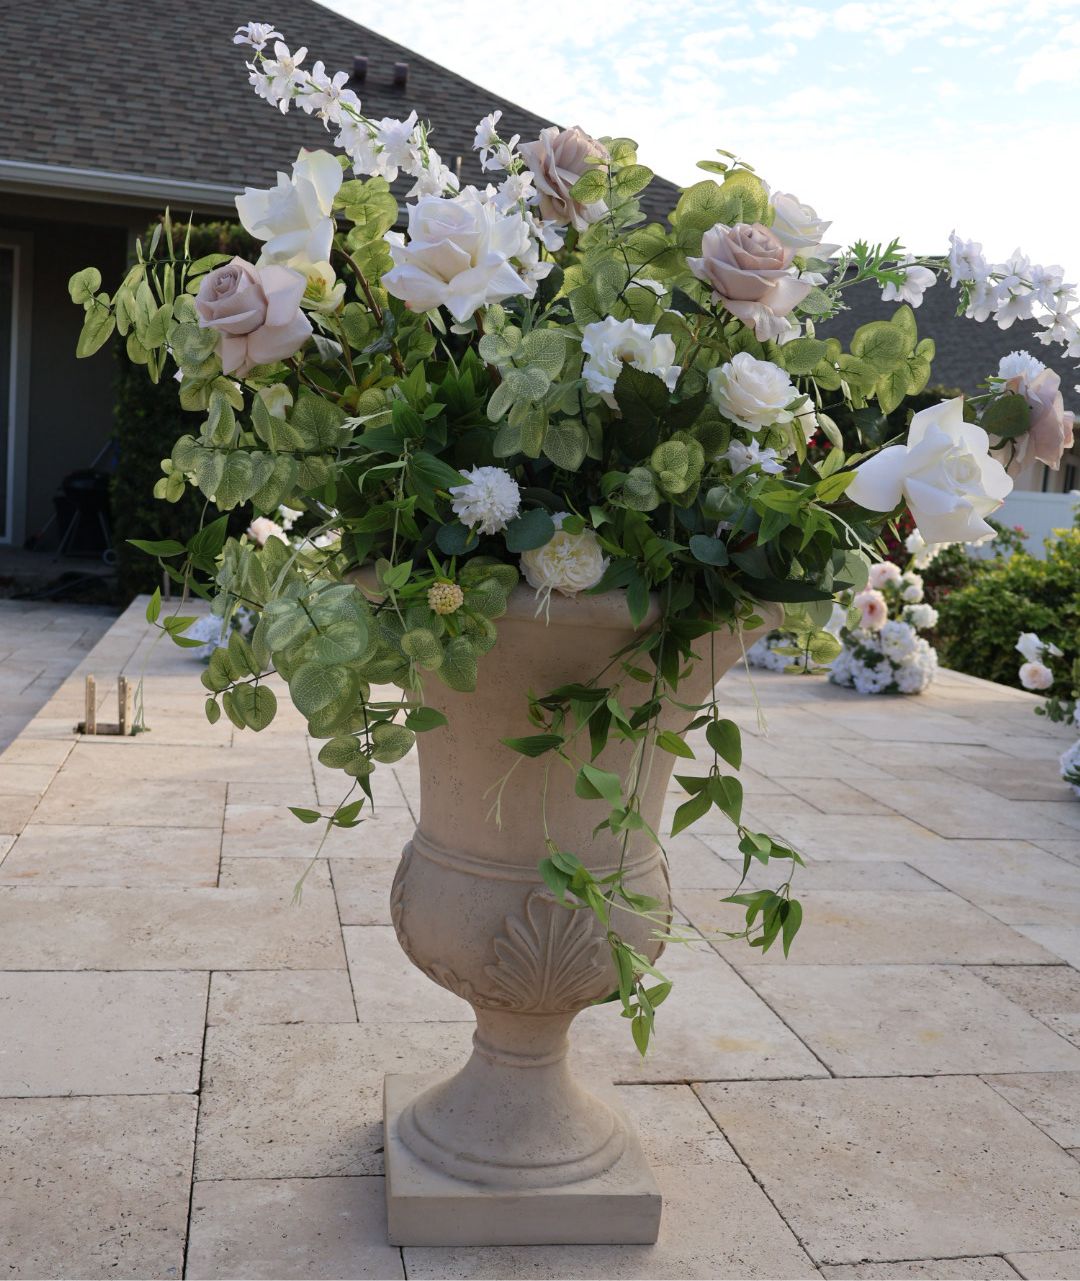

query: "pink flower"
xmin=194 ymin=257 xmax=312 ymax=376
xmin=518 ymin=126 xmax=610 ymax=232
xmin=686 ymin=222 xmax=811 ymax=341
xmin=852 ymin=588 xmax=888 ymax=631
xmin=246 ymin=516 xmax=286 ymax=547
xmin=1004 ymin=367 xmax=1075 ymax=473
xmin=867 ymin=561 xmax=902 ymax=590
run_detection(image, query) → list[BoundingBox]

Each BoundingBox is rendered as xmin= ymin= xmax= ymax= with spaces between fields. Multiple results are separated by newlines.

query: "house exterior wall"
xmin=0 ymin=196 xmax=133 ymax=546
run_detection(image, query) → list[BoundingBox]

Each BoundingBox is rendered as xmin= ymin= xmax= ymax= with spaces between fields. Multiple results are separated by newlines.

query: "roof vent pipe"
xmin=393 ymin=61 xmax=409 ymax=90
xmin=351 ymin=56 xmax=368 ymax=85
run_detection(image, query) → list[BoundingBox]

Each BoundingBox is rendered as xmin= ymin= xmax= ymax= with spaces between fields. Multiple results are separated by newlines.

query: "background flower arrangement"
xmin=67 ymin=20 xmax=1080 ymax=1048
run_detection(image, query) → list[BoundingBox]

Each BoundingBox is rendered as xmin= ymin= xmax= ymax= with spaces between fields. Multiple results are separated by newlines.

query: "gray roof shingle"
xmin=1 ymin=0 xmax=678 ymax=220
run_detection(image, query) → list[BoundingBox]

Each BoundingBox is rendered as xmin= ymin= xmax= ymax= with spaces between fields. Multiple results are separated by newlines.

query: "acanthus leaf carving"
xmin=483 ymin=888 xmax=609 ymax=1013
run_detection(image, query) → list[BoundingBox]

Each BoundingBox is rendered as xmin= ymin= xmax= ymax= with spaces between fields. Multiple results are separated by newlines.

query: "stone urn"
xmin=383 ymin=584 xmax=770 ymax=1246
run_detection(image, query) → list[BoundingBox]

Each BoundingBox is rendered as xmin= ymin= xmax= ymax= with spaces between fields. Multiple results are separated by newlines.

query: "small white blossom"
xmin=881 ymin=255 xmax=937 ymax=308
xmin=234 ymin=22 xmax=283 ymax=50
xmin=449 ymin=466 xmax=521 ymax=536
xmin=725 ymin=439 xmax=784 ymax=475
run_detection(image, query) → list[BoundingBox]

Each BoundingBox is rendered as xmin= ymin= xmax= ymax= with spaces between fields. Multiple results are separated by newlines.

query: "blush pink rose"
xmin=686 ymin=222 xmax=812 ymax=341
xmin=194 ymin=256 xmax=312 ymax=377
xmin=852 ymin=588 xmax=888 ymax=631
xmin=1004 ymin=367 xmax=1075 ymax=473
xmin=518 ymin=125 xmax=610 ymax=232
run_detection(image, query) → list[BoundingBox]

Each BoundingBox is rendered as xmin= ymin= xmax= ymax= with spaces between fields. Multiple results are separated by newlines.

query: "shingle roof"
xmin=1 ymin=0 xmax=677 ymax=221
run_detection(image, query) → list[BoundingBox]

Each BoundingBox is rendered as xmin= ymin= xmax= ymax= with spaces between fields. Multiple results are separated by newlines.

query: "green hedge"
xmin=935 ymin=523 xmax=1080 ymax=690
xmin=111 ymin=221 xmax=256 ymax=597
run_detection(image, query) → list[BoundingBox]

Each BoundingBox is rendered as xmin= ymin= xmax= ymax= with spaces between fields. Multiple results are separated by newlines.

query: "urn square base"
xmin=383 ymin=1073 xmax=662 ymax=1246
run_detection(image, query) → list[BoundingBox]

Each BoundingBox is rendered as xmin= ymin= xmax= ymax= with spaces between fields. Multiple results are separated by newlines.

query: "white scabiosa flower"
xmin=520 ymin=514 xmax=609 ymax=602
xmin=580 ymin=317 xmax=679 ymax=408
xmin=997 ymin=350 xmax=1047 ymax=393
xmin=904 ymin=603 xmax=939 ymax=630
xmin=708 ymin=353 xmax=799 ymax=433
xmin=449 ymin=466 xmax=521 ymax=536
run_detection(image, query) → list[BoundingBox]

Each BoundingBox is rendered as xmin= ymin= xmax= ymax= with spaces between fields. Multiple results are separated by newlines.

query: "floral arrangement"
xmin=1015 ymin=630 xmax=1080 ymax=798
xmin=829 ymin=559 xmax=939 ymax=695
xmin=68 ymin=20 xmax=1080 ymax=1049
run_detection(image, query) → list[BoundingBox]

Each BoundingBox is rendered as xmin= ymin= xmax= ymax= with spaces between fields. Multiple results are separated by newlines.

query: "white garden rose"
xmin=1019 ymin=660 xmax=1054 ymax=691
xmin=846 ymin=397 xmax=1013 ymax=543
xmin=246 ymin=516 xmax=287 ymax=546
xmin=580 ymin=317 xmax=678 ymax=407
xmin=852 ymin=588 xmax=888 ymax=631
xmin=257 ymin=383 xmax=294 ymax=419
xmin=383 ymin=187 xmax=536 ymax=322
xmin=236 ymin=148 xmax=342 ymax=272
xmin=520 ymin=514 xmax=609 ymax=599
xmin=707 ymin=353 xmax=799 ymax=433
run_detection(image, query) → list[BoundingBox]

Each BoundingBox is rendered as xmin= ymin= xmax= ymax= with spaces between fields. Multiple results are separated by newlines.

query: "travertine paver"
xmin=982 ymin=1071 xmax=1080 ymax=1147
xmin=696 ymin=1077 xmax=1080 ymax=1264
xmin=194 ymin=1022 xmax=473 ymax=1180
xmin=0 ymin=1094 xmax=197 ymax=1279
xmin=0 ymin=971 xmax=207 ymax=1095
xmin=570 ymin=936 xmax=827 ymax=1083
xmin=821 ymin=1261 xmax=1021 ymax=1279
xmin=185 ymin=1177 xmax=403 ymax=1280
xmin=736 ymin=964 xmax=1080 ymax=1076
xmin=0 ymin=823 xmax=220 ymax=886
xmin=1 ymin=599 xmax=1079 ymax=1277
xmin=1006 ymin=1249 xmax=1080 ymax=1279
xmin=686 ymin=889 xmax=1059 ymax=966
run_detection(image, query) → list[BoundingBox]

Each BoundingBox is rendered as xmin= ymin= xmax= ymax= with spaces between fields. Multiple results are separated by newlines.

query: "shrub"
xmin=935 ymin=523 xmax=1080 ymax=690
xmin=111 ymin=220 xmax=256 ymax=597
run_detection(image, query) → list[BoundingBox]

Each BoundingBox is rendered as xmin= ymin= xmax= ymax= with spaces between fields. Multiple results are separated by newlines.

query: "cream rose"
xmin=246 ymin=516 xmax=287 ymax=546
xmin=687 ymin=222 xmax=812 ymax=342
xmin=194 ymin=258 xmax=312 ymax=377
xmin=707 ymin=353 xmax=799 ymax=433
xmin=581 ymin=317 xmax=679 ymax=407
xmin=1004 ymin=366 xmax=1075 ymax=473
xmin=383 ymin=187 xmax=535 ymax=322
xmin=235 ymin=148 xmax=342 ymax=272
xmin=768 ymin=191 xmax=839 ymax=259
xmin=520 ymin=514 xmax=609 ymax=598
xmin=518 ymin=126 xmax=610 ymax=233
xmin=867 ymin=561 xmax=902 ymax=590
xmin=846 ymin=397 xmax=1013 ymax=544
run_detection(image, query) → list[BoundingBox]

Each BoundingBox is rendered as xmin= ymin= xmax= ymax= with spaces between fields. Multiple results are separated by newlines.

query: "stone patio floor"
xmin=1 ymin=596 xmax=1079 ymax=1280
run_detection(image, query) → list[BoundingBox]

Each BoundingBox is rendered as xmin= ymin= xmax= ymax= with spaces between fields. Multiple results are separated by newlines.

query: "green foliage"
xmin=936 ymin=526 xmax=1080 ymax=690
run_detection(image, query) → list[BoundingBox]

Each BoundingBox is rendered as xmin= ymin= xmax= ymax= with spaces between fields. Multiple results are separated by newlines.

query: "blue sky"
xmin=322 ymin=0 xmax=1080 ymax=275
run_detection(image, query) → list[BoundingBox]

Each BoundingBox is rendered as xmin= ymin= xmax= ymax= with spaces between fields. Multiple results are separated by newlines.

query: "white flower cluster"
xmin=235 ymin=25 xmax=457 ymax=198
xmin=904 ymin=529 xmax=953 ymax=570
xmin=949 ymin=234 xmax=1080 ymax=379
xmin=831 ymin=565 xmax=938 ymax=696
xmin=1061 ymin=739 xmax=1080 ymax=800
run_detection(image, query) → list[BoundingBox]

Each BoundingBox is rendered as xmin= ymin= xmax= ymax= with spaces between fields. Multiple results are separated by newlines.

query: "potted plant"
xmin=69 ymin=19 xmax=1079 ymax=1245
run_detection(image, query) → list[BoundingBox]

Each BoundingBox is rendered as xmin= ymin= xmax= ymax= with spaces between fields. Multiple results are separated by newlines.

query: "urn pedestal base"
xmin=384 ymin=1074 xmax=662 ymax=1246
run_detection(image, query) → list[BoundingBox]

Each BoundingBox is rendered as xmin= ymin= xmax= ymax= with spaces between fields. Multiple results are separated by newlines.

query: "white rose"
xmin=1019 ymin=661 xmax=1054 ymax=691
xmin=846 ymin=397 xmax=1013 ymax=544
xmin=768 ymin=191 xmax=839 ymax=259
xmin=236 ymin=148 xmax=342 ymax=273
xmin=1015 ymin=632 xmax=1062 ymax=664
xmin=520 ymin=514 xmax=609 ymax=598
xmin=580 ymin=317 xmax=678 ymax=407
xmin=383 ymin=187 xmax=535 ymax=323
xmin=708 ymin=353 xmax=799 ymax=433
